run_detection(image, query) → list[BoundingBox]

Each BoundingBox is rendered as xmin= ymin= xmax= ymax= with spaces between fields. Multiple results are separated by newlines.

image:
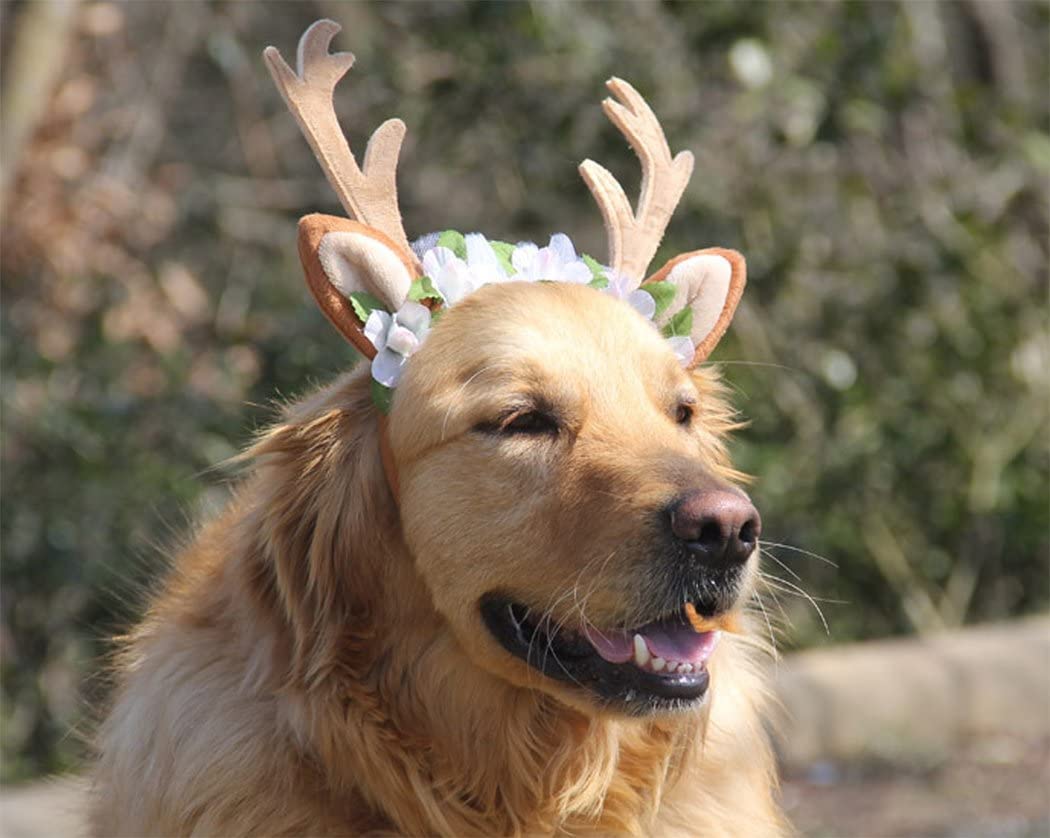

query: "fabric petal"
xmin=606 ymin=270 xmax=630 ymax=298
xmin=561 ymin=261 xmax=594 ymax=284
xmin=450 ymin=261 xmax=478 ymax=304
xmin=511 ymin=242 xmax=539 ymax=279
xmin=371 ymin=347 xmax=406 ymax=387
xmin=465 ymin=234 xmax=507 ymax=285
xmin=423 ymin=245 xmax=459 ymax=274
xmin=548 ymin=233 xmax=578 ymax=263
xmin=363 ymin=310 xmax=392 ymax=352
xmin=386 ymin=323 xmax=419 ymax=356
xmin=534 ymin=246 xmax=558 ymax=280
xmin=394 ymin=301 xmax=431 ymax=338
xmin=667 ymin=336 xmax=696 ymax=367
xmin=628 ymin=289 xmax=657 ymax=320
xmin=427 ymin=247 xmax=473 ymax=305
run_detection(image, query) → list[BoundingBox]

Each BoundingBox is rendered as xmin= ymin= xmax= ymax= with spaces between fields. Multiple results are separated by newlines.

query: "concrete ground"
xmin=1 ymin=776 xmax=87 ymax=838
xmin=3 ymin=617 xmax=1048 ymax=837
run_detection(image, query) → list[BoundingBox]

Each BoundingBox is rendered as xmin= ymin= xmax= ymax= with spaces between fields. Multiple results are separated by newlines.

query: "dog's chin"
xmin=479 ymin=593 xmax=736 ymax=716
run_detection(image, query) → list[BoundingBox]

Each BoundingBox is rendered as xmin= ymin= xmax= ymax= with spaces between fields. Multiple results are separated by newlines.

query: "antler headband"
xmin=264 ymin=20 xmax=746 ymax=480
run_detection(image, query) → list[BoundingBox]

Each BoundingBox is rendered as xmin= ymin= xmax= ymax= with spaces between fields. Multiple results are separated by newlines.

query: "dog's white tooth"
xmin=652 ymin=656 xmax=666 ymax=672
xmin=632 ymin=634 xmax=650 ymax=667
xmin=666 ymin=661 xmax=678 ymax=673
xmin=679 ymin=663 xmax=693 ymax=674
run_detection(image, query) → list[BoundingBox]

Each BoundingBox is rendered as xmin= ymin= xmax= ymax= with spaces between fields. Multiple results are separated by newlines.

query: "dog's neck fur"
xmin=197 ymin=370 xmax=777 ymax=835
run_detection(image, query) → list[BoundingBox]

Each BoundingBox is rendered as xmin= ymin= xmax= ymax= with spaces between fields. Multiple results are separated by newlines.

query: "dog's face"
xmin=390 ymin=281 xmax=759 ymax=715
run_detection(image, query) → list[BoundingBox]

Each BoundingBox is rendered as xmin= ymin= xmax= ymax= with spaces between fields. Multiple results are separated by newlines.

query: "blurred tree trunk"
xmin=0 ymin=0 xmax=80 ymax=215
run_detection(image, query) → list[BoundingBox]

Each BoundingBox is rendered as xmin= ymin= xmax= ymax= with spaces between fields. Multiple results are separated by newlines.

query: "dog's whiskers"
xmin=758 ymin=549 xmax=801 ymax=582
xmin=523 ymin=549 xmax=623 ymax=693
xmin=756 ymin=570 xmax=832 ymax=635
xmin=758 ymin=539 xmax=838 ymax=569
xmin=749 ymin=589 xmax=779 ymax=670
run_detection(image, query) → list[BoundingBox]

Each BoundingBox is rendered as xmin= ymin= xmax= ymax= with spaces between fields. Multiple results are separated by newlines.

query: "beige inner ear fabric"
xmin=658 ymin=254 xmax=732 ymax=344
xmin=317 ymin=231 xmax=412 ymax=311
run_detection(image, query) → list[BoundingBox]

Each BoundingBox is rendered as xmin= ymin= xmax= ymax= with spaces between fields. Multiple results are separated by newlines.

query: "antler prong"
xmin=362 ymin=118 xmax=407 ymax=183
xmin=294 ymin=19 xmax=354 ymax=84
xmin=265 ymin=20 xmax=416 ymax=264
xmin=578 ymin=159 xmax=633 ymax=273
xmin=580 ymin=77 xmax=694 ymax=283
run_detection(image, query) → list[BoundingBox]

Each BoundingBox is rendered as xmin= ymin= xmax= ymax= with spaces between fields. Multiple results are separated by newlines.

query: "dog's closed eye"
xmin=500 ymin=410 xmax=559 ymax=435
xmin=475 ymin=407 xmax=560 ymax=436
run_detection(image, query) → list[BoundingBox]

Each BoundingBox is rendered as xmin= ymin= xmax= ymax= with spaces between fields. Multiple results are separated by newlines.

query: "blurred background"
xmin=1 ymin=1 xmax=1047 ymax=835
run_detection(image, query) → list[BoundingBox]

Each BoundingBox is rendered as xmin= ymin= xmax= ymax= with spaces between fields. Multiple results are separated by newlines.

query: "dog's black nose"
xmin=670 ymin=490 xmax=760 ymax=566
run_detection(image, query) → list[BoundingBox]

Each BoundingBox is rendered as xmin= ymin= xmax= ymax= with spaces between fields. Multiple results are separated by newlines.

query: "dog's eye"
xmin=501 ymin=410 xmax=559 ymax=435
xmin=675 ymin=403 xmax=694 ymax=426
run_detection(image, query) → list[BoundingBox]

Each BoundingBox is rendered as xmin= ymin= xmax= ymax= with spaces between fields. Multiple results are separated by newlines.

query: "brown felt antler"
xmin=579 ymin=78 xmax=695 ymax=285
xmin=263 ymin=19 xmax=417 ymax=267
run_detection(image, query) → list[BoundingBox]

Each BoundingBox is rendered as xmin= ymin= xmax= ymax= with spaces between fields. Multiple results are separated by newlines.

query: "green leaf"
xmin=408 ymin=276 xmax=442 ymax=302
xmin=437 ymin=230 xmax=467 ymax=259
xmin=348 ymin=291 xmax=386 ymax=323
xmin=581 ymin=253 xmax=608 ymax=288
xmin=640 ymin=281 xmax=676 ymax=317
xmin=582 ymin=254 xmax=609 ymax=289
xmin=489 ymin=240 xmax=516 ymax=275
xmin=662 ymin=306 xmax=694 ymax=338
xmin=370 ymin=379 xmax=394 ymax=414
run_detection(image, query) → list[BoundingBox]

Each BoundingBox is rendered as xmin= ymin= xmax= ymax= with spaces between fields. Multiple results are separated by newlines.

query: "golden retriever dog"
xmin=91 ymin=21 xmax=785 ymax=837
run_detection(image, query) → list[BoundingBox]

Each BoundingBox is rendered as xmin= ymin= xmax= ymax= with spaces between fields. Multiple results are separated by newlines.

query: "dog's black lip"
xmin=479 ymin=594 xmax=712 ymax=713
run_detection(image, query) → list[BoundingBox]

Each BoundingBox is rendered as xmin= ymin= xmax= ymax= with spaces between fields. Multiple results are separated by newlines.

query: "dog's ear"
xmin=297 ymin=213 xmax=419 ymax=358
xmin=644 ymin=248 xmax=746 ymax=365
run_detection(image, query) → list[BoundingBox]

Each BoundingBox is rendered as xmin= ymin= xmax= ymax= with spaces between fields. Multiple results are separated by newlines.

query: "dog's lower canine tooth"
xmin=632 ymin=634 xmax=650 ymax=667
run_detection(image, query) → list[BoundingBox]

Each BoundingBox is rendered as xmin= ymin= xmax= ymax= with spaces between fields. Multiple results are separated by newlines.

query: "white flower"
xmin=666 ymin=335 xmax=695 ymax=367
xmin=422 ymin=235 xmax=509 ymax=306
xmin=510 ymin=234 xmax=593 ymax=284
xmin=603 ymin=270 xmax=657 ymax=320
xmin=465 ymin=233 xmax=509 ymax=286
xmin=364 ymin=301 xmax=431 ymax=387
xmin=422 ymin=246 xmax=475 ymax=306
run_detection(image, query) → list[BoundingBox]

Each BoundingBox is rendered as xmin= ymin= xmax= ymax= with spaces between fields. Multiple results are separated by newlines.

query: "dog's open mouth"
xmin=480 ymin=594 xmax=726 ymax=712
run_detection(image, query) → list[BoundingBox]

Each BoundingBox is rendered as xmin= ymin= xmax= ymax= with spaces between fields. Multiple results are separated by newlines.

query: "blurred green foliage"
xmin=2 ymin=0 xmax=1047 ymax=781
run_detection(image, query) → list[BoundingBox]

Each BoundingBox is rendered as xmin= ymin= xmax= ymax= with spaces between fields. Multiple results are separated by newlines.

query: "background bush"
xmin=2 ymin=0 xmax=1046 ymax=782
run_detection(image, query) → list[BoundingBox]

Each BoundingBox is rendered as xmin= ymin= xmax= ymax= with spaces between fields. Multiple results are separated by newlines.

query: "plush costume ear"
xmin=297 ymin=213 xmax=419 ymax=357
xmin=646 ymin=247 xmax=746 ymax=366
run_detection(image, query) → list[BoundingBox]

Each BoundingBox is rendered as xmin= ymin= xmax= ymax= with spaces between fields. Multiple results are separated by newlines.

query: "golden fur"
xmin=92 ymin=282 xmax=785 ymax=836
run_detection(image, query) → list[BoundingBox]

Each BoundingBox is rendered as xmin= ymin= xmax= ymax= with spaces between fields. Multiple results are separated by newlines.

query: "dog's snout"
xmin=669 ymin=490 xmax=760 ymax=566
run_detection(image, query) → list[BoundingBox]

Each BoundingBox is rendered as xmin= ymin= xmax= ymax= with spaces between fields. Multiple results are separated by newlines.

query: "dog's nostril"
xmin=739 ymin=518 xmax=758 ymax=546
xmin=670 ymin=490 xmax=760 ymax=566
xmin=697 ymin=520 xmax=724 ymax=549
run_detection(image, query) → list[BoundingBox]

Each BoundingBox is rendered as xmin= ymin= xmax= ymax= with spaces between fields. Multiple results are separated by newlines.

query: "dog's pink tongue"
xmin=583 ymin=627 xmax=633 ymax=663
xmin=641 ymin=624 xmax=719 ymax=665
xmin=584 ymin=622 xmax=720 ymax=665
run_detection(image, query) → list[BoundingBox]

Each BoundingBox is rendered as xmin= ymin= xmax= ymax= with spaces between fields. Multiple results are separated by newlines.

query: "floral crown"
xmin=264 ymin=20 xmax=746 ymax=415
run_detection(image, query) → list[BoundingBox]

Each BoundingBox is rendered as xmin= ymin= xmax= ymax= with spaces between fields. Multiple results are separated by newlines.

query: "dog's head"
xmin=390 ymin=281 xmax=758 ymax=714
xmin=264 ymin=21 xmax=760 ymax=715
